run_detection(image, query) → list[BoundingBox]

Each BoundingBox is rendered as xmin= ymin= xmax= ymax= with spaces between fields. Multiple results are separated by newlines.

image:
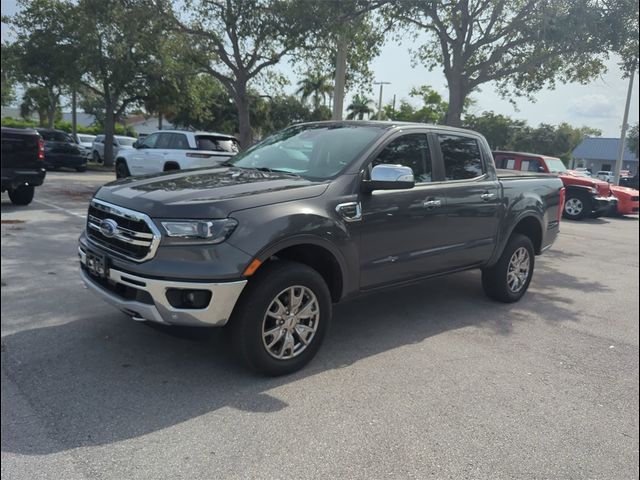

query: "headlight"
xmin=160 ymin=218 xmax=237 ymax=244
xmin=589 ymin=187 xmax=598 ymax=195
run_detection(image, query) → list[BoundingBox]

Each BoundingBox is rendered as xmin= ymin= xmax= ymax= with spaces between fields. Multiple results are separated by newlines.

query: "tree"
xmin=387 ymin=0 xmax=627 ymax=126
xmin=627 ymin=123 xmax=639 ymax=159
xmin=296 ymin=72 xmax=334 ymax=110
xmin=463 ymin=111 xmax=527 ymax=149
xmin=20 ymin=86 xmax=60 ymax=126
xmin=71 ymin=0 xmax=171 ymax=165
xmin=175 ymin=0 xmax=320 ymax=148
xmin=346 ymin=94 xmax=374 ymax=120
xmin=7 ymin=0 xmax=79 ymax=127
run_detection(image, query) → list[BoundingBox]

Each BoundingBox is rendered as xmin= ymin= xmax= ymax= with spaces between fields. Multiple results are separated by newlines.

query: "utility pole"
xmin=614 ymin=69 xmax=636 ymax=185
xmin=374 ymin=81 xmax=391 ymax=120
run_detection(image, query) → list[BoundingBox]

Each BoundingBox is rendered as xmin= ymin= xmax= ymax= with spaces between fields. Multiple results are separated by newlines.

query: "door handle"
xmin=480 ymin=192 xmax=496 ymax=201
xmin=423 ymin=199 xmax=442 ymax=209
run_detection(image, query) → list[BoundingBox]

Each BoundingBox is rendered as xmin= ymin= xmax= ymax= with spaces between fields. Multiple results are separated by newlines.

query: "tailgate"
xmin=1 ymin=129 xmax=42 ymax=169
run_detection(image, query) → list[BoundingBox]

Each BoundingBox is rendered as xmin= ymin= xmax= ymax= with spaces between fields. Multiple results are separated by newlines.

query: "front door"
xmin=359 ymin=132 xmax=451 ymax=289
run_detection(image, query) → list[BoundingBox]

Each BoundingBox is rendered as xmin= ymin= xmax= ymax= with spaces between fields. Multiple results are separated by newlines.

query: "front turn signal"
xmin=243 ymin=258 xmax=262 ymax=276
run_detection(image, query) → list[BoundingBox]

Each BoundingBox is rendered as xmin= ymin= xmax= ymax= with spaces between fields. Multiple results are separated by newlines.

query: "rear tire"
xmin=8 ymin=185 xmax=35 ymax=206
xmin=482 ymin=233 xmax=535 ymax=303
xmin=563 ymin=192 xmax=590 ymax=220
xmin=115 ymin=160 xmax=130 ymax=179
xmin=229 ymin=260 xmax=332 ymax=376
xmin=76 ymin=166 xmax=87 ymax=172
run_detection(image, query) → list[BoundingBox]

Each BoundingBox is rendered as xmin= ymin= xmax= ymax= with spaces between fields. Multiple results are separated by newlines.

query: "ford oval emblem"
xmin=99 ymin=218 xmax=118 ymax=238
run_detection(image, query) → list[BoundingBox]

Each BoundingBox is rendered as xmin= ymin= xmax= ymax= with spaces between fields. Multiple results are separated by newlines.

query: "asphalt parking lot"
xmin=1 ymin=171 xmax=639 ymax=480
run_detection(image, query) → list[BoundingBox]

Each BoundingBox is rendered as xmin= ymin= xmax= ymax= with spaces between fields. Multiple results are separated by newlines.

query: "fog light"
xmin=166 ymin=288 xmax=212 ymax=309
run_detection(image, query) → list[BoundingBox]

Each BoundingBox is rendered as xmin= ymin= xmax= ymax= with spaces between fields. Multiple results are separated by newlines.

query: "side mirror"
xmin=362 ymin=164 xmax=415 ymax=192
xmin=133 ymin=140 xmax=140 ymax=149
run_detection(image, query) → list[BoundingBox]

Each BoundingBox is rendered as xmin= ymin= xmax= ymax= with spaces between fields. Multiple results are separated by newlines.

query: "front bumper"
xmin=79 ymin=247 xmax=246 ymax=327
xmin=592 ymin=195 xmax=618 ymax=214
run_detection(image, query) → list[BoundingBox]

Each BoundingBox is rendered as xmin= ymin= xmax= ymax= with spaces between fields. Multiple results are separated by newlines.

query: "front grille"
xmin=86 ymin=199 xmax=160 ymax=262
xmin=631 ymin=196 xmax=639 ymax=202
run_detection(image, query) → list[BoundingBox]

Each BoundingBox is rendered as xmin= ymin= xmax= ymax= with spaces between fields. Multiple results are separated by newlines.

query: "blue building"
xmin=571 ymin=137 xmax=638 ymax=175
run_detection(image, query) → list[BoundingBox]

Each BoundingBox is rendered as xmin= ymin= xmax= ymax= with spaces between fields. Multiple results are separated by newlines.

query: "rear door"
xmin=432 ymin=133 xmax=501 ymax=268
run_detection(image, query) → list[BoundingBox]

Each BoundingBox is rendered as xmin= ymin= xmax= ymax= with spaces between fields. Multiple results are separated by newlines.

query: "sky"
xmin=2 ymin=0 xmax=637 ymax=137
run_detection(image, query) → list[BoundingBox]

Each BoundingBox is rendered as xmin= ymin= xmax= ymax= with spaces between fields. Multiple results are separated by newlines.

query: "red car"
xmin=493 ymin=151 xmax=618 ymax=220
xmin=610 ymin=185 xmax=640 ymax=215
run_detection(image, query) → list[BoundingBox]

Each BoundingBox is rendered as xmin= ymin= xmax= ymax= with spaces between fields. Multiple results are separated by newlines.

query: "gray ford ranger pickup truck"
xmin=79 ymin=121 xmax=565 ymax=375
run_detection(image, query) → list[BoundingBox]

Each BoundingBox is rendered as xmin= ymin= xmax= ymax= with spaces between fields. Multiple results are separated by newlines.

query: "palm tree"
xmin=346 ymin=94 xmax=374 ymax=120
xmin=296 ymin=73 xmax=333 ymax=110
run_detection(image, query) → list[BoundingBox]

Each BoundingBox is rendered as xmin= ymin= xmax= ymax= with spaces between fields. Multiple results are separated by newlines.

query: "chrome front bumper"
xmin=79 ymin=248 xmax=246 ymax=327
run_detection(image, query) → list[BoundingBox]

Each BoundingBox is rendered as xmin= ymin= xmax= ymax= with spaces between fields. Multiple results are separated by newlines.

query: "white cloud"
xmin=567 ymin=94 xmax=619 ymax=118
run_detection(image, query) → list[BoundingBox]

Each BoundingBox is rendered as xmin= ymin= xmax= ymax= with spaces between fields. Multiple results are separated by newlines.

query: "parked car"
xmin=114 ymin=130 xmax=239 ymax=178
xmin=493 ymin=151 xmax=617 ymax=220
xmin=75 ymin=133 xmax=96 ymax=159
xmin=36 ymin=128 xmax=87 ymax=172
xmin=619 ymin=172 xmax=639 ymax=189
xmin=609 ymin=185 xmax=639 ymax=215
xmin=1 ymin=127 xmax=46 ymax=205
xmin=595 ymin=170 xmax=615 ymax=182
xmin=574 ymin=167 xmax=591 ymax=176
xmin=79 ymin=121 xmax=564 ymax=375
xmin=92 ymin=135 xmax=137 ymax=163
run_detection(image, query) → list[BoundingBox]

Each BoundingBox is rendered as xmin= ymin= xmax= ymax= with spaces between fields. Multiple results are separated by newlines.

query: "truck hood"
xmin=94 ymin=167 xmax=330 ymax=218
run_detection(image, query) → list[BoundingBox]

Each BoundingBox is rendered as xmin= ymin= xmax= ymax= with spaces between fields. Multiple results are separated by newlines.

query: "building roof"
xmin=572 ymin=137 xmax=637 ymax=162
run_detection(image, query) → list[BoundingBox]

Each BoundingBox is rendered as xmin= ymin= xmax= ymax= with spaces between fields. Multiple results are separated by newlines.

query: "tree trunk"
xmin=71 ymin=89 xmax=77 ymax=138
xmin=332 ymin=34 xmax=348 ymax=120
xmin=158 ymin=112 xmax=163 ymax=130
xmin=444 ymin=78 xmax=465 ymax=127
xmin=235 ymin=83 xmax=252 ymax=148
xmin=46 ymin=108 xmax=55 ymax=129
xmin=103 ymin=108 xmax=116 ymax=167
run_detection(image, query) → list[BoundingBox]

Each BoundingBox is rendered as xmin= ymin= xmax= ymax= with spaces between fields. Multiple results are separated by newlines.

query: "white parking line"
xmin=33 ymin=199 xmax=87 ymax=219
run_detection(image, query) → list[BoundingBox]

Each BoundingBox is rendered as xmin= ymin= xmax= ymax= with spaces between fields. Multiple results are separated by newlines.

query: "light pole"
xmin=374 ymin=81 xmax=391 ymax=120
xmin=614 ymin=68 xmax=636 ymax=185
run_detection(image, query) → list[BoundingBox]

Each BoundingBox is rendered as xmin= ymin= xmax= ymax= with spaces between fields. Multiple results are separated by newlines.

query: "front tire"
xmin=482 ymin=233 xmax=535 ymax=303
xmin=229 ymin=260 xmax=332 ymax=376
xmin=563 ymin=192 xmax=590 ymax=220
xmin=8 ymin=185 xmax=35 ymax=205
xmin=115 ymin=160 xmax=131 ymax=179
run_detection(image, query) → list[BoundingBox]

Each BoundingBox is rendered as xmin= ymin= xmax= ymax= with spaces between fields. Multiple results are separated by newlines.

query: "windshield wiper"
xmin=253 ymin=167 xmax=300 ymax=176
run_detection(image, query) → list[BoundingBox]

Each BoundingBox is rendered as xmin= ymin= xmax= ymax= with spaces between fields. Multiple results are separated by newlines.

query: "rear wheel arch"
xmin=510 ymin=215 xmax=543 ymax=254
xmin=163 ymin=161 xmax=180 ymax=171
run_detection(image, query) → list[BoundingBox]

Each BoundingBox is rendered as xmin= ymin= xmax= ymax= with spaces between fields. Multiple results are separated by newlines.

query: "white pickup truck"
xmin=115 ymin=130 xmax=239 ymax=178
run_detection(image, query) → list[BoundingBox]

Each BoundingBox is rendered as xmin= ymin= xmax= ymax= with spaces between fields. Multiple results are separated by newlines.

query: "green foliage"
xmin=346 ymin=94 xmax=374 ymax=120
xmin=296 ymin=73 xmax=333 ymax=110
xmin=0 ymin=117 xmax=136 ymax=136
xmin=384 ymin=86 xmax=448 ymax=123
xmin=19 ymin=86 xmax=61 ymax=127
xmin=385 ymin=0 xmax=628 ymax=125
xmin=627 ymin=123 xmax=639 ymax=159
xmin=463 ymin=111 xmax=601 ymax=164
xmin=1 ymin=42 xmax=16 ymax=106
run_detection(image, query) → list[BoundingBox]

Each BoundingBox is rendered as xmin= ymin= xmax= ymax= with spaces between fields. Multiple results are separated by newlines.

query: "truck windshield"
xmin=545 ymin=158 xmax=567 ymax=173
xmin=227 ymin=124 xmax=384 ymax=180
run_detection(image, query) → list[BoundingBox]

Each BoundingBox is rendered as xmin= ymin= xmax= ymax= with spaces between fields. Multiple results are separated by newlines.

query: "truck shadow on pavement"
xmin=1 ymin=257 xmax=610 ymax=456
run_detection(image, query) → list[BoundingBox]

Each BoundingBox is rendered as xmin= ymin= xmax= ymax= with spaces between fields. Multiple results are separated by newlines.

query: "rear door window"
xmin=438 ymin=134 xmax=484 ymax=180
xmin=521 ymin=157 xmax=543 ymax=172
xmin=196 ymin=135 xmax=240 ymax=153
xmin=169 ymin=133 xmax=190 ymax=150
xmin=155 ymin=133 xmax=173 ymax=149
